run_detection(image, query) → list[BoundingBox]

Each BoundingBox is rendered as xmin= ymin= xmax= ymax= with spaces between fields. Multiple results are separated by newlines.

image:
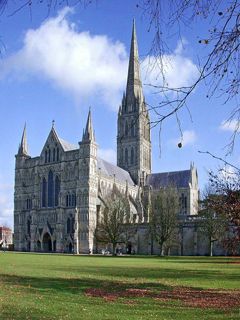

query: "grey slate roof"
xmin=58 ymin=138 xmax=78 ymax=151
xmin=97 ymin=157 xmax=135 ymax=186
xmin=146 ymin=170 xmax=191 ymax=189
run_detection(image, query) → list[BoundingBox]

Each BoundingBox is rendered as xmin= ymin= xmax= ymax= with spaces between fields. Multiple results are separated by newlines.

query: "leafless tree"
xmin=199 ymin=185 xmax=228 ymax=256
xmin=138 ymin=0 xmax=240 ymax=153
xmin=95 ymin=189 xmax=130 ymax=256
xmin=0 ymin=0 xmax=92 ymax=17
xmin=149 ymin=186 xmax=179 ymax=256
xmin=206 ymin=169 xmax=240 ymax=254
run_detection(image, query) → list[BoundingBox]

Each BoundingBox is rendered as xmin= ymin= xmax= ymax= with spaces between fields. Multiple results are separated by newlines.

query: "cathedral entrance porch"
xmin=42 ymin=233 xmax=52 ymax=252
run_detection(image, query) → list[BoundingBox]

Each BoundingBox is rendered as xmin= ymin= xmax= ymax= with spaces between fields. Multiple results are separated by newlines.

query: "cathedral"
xmin=14 ymin=22 xmax=202 ymax=255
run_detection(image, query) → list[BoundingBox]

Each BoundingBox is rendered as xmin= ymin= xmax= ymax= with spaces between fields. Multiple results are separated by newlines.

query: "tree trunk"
xmin=210 ymin=240 xmax=213 ymax=257
xmin=150 ymin=233 xmax=154 ymax=255
xmin=161 ymin=246 xmax=165 ymax=256
xmin=112 ymin=242 xmax=117 ymax=256
xmin=159 ymin=242 xmax=164 ymax=256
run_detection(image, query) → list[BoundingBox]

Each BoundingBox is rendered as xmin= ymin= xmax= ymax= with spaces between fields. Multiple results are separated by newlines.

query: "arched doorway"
xmin=42 ymin=233 xmax=52 ymax=252
xmin=68 ymin=242 xmax=73 ymax=253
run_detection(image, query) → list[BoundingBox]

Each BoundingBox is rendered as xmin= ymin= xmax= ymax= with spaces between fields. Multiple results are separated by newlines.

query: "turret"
xmin=78 ymin=109 xmax=98 ymax=253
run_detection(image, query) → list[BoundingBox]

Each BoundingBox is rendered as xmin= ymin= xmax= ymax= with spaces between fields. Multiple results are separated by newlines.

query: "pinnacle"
xmin=18 ymin=123 xmax=29 ymax=156
xmin=83 ymin=108 xmax=95 ymax=142
xmin=126 ymin=20 xmax=144 ymax=106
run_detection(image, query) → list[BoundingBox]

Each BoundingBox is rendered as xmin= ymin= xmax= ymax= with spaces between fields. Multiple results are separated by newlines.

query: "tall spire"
xmin=83 ymin=108 xmax=95 ymax=142
xmin=126 ymin=19 xmax=143 ymax=103
xmin=117 ymin=20 xmax=151 ymax=184
xmin=18 ymin=123 xmax=29 ymax=156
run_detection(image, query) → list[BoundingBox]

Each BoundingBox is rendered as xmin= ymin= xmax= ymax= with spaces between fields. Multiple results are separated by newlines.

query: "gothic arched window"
xmin=42 ymin=178 xmax=47 ymax=207
xmin=131 ymin=120 xmax=135 ymax=137
xmin=48 ymin=170 xmax=54 ymax=207
xmin=48 ymin=149 xmax=51 ymax=163
xmin=71 ymin=217 xmax=75 ymax=233
xmin=131 ymin=147 xmax=134 ymax=165
xmin=72 ymin=193 xmax=76 ymax=207
xmin=45 ymin=150 xmax=47 ymax=163
xmin=125 ymin=121 xmax=128 ymax=136
xmin=56 ymin=148 xmax=59 ymax=161
xmin=55 ymin=176 xmax=60 ymax=206
xmin=53 ymin=148 xmax=56 ymax=162
xmin=120 ymin=148 xmax=123 ymax=163
xmin=125 ymin=148 xmax=128 ymax=164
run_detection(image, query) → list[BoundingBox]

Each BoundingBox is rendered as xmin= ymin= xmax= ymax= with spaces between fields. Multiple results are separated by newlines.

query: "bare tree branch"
xmin=138 ymin=0 xmax=240 ymax=153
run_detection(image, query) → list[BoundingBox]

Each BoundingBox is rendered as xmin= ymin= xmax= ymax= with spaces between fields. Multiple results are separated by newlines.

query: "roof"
xmin=146 ymin=170 xmax=191 ymax=189
xmin=58 ymin=138 xmax=78 ymax=151
xmin=97 ymin=158 xmax=135 ymax=186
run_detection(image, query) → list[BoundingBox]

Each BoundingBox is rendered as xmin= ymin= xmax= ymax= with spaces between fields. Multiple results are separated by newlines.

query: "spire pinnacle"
xmin=83 ymin=108 xmax=95 ymax=142
xmin=18 ymin=123 xmax=29 ymax=156
xmin=126 ymin=19 xmax=143 ymax=106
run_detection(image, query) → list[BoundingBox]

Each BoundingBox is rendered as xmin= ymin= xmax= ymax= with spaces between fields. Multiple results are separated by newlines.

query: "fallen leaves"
xmin=85 ymin=286 xmax=240 ymax=310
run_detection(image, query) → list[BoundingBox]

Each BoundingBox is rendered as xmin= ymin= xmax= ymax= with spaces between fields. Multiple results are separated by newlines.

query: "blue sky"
xmin=0 ymin=1 xmax=239 ymax=228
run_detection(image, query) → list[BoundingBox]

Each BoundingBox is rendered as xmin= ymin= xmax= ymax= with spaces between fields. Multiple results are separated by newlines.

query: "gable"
xmin=40 ymin=128 xmax=77 ymax=164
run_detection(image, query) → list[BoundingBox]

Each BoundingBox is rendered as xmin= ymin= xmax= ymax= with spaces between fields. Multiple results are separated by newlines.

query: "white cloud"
xmin=141 ymin=40 xmax=199 ymax=91
xmin=182 ymin=130 xmax=197 ymax=146
xmin=98 ymin=148 xmax=116 ymax=164
xmin=1 ymin=8 xmax=128 ymax=109
xmin=0 ymin=183 xmax=13 ymax=229
xmin=219 ymin=119 xmax=240 ymax=133
xmin=172 ymin=130 xmax=197 ymax=147
xmin=1 ymin=9 xmax=198 ymax=110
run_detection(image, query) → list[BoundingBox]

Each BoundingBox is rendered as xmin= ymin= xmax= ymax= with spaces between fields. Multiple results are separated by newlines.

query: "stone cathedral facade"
xmin=14 ymin=22 xmax=203 ymax=255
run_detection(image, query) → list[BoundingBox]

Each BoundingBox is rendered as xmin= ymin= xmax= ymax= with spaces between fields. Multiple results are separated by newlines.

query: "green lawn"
xmin=0 ymin=253 xmax=239 ymax=319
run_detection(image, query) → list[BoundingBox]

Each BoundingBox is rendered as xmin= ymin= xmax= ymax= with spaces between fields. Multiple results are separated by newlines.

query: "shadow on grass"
xmin=0 ymin=273 xmax=171 ymax=295
xmin=1 ymin=262 xmax=239 ymax=296
xmin=51 ymin=264 xmax=240 ymax=285
xmin=1 ymin=272 xmax=239 ymax=320
xmin=61 ymin=254 xmax=240 ymax=263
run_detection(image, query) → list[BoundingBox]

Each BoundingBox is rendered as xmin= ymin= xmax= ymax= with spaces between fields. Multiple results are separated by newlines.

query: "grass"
xmin=0 ymin=253 xmax=239 ymax=319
